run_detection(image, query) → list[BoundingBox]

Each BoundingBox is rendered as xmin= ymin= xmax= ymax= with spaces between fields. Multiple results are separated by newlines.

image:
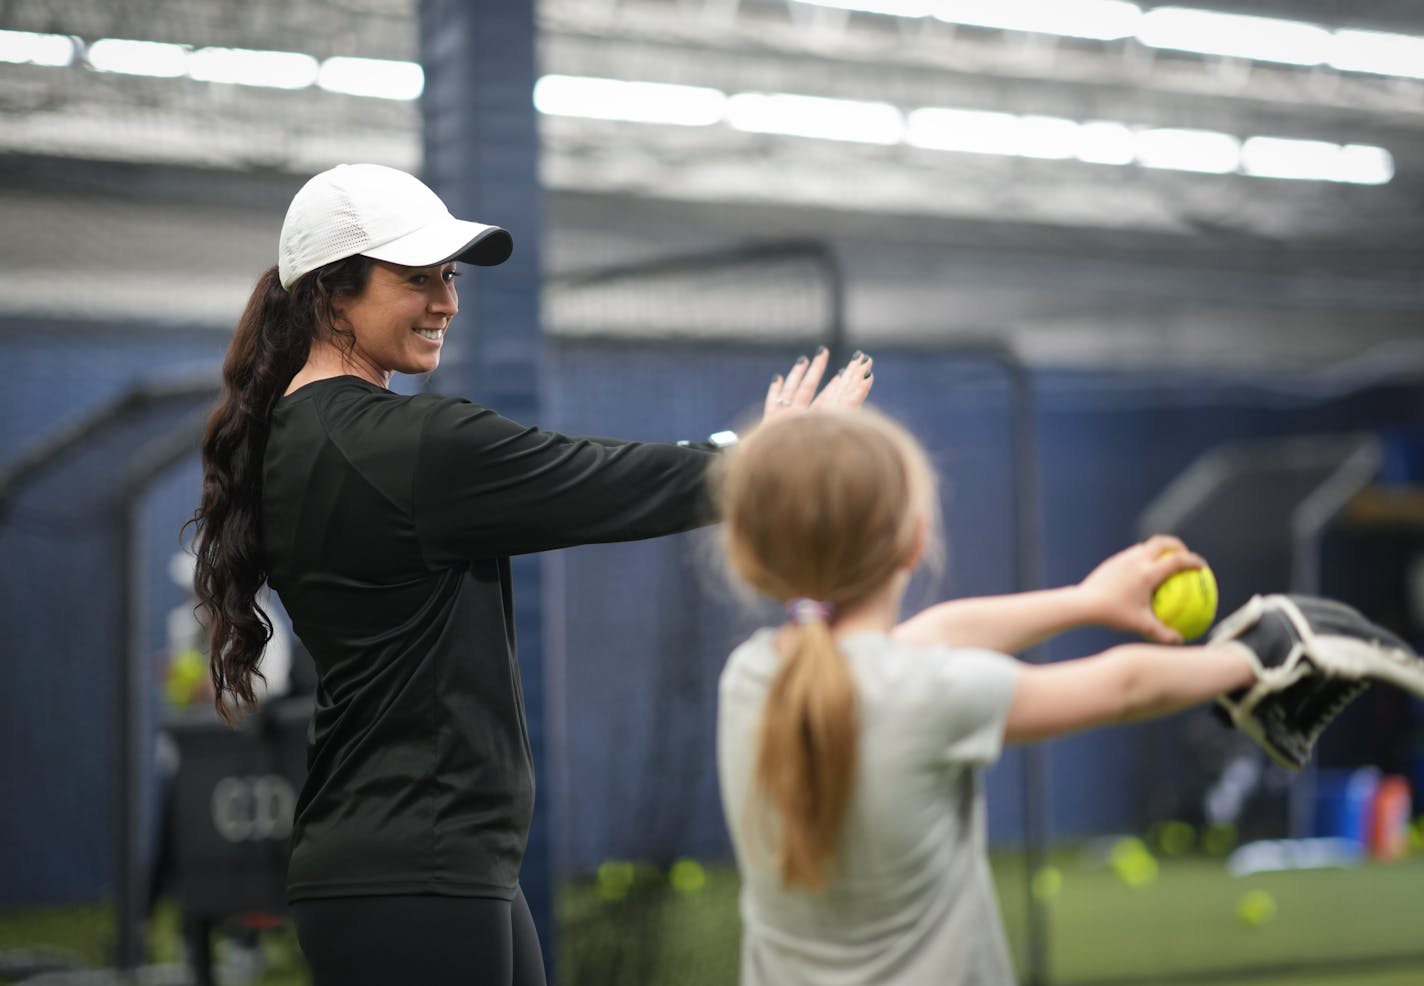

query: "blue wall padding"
xmin=0 ymin=321 xmax=226 ymax=904
xmin=3 ymin=325 xmax=1422 ymax=903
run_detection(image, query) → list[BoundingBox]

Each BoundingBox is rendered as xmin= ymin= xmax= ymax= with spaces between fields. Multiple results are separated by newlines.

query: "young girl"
xmin=713 ymin=407 xmax=1262 ymax=986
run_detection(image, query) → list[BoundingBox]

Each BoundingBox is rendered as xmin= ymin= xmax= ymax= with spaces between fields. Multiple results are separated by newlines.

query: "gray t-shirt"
xmin=717 ymin=629 xmax=1020 ymax=986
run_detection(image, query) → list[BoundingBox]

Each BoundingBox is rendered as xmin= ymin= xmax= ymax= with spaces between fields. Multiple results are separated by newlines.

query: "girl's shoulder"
xmin=723 ymin=626 xmax=780 ymax=673
xmin=842 ymin=634 xmax=1018 ymax=708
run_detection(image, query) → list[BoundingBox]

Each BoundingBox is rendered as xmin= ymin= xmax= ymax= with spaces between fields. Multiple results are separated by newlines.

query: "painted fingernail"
xmin=795 ymin=355 xmax=808 ymax=366
xmin=852 ymin=350 xmax=864 ymax=361
xmin=773 ymin=374 xmax=783 ymax=384
xmin=815 ymin=345 xmax=827 ymax=356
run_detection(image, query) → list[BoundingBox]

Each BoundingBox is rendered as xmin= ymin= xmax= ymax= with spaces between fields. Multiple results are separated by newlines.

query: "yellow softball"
xmin=1236 ymin=889 xmax=1278 ymax=927
xmin=1152 ymin=556 xmax=1218 ymax=641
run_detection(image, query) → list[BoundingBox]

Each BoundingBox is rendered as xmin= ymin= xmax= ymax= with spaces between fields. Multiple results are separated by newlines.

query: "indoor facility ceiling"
xmin=3 ymin=0 xmax=1423 ymax=250
xmin=3 ymin=1 xmax=1423 ymax=367
xmin=4 ymin=1 xmax=1424 ymax=309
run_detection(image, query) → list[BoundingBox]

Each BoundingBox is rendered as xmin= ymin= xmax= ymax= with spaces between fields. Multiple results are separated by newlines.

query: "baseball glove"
xmin=1210 ymin=594 xmax=1424 ymax=771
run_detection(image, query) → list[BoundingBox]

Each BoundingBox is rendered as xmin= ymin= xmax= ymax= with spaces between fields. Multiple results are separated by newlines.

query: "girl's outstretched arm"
xmin=892 ymin=535 xmax=1206 ymax=654
xmin=1002 ymin=641 xmax=1255 ymax=744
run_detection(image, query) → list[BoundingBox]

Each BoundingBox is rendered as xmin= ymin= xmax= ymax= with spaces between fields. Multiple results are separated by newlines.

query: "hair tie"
xmin=786 ymin=598 xmax=832 ymax=624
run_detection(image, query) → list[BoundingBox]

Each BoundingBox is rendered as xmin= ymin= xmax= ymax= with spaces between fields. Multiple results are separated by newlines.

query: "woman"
xmin=713 ymin=407 xmax=1272 ymax=986
xmin=187 ymin=162 xmax=873 ymax=986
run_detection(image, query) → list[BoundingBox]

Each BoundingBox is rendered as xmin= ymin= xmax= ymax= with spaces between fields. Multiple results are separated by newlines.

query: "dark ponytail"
xmin=185 ymin=256 xmax=372 ymax=723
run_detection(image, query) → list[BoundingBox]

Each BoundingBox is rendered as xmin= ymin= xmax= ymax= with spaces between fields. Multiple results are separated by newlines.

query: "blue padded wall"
xmin=0 ymin=319 xmax=226 ymax=904
xmin=4 ymin=319 xmax=1421 ymax=907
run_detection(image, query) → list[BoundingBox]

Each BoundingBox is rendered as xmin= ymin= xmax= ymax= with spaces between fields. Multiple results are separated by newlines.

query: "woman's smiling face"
xmin=332 ymin=260 xmax=460 ymax=382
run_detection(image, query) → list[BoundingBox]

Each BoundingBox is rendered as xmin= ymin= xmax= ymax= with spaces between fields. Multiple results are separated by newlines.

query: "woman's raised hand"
xmin=763 ymin=348 xmax=874 ymax=422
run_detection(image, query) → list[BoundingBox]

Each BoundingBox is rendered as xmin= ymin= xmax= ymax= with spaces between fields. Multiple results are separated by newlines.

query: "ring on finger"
xmin=775 ymin=397 xmax=792 ymax=406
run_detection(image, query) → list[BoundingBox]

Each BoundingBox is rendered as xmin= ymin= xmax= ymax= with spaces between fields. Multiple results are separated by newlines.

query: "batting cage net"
xmin=538 ymin=248 xmax=1424 ymax=986
xmin=433 ymin=242 xmax=1039 ymax=983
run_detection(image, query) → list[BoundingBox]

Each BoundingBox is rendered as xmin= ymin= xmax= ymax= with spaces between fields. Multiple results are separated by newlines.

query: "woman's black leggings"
xmin=291 ymin=889 xmax=547 ymax=986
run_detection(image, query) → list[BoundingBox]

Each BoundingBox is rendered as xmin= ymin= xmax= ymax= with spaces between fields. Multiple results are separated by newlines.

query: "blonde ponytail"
xmin=754 ymin=612 xmax=858 ymax=891
xmin=717 ymin=408 xmax=939 ymax=894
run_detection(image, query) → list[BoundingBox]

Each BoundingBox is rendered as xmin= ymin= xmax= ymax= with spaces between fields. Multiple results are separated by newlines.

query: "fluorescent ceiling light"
xmin=88 ymin=38 xmax=189 ymax=78
xmin=1075 ymin=121 xmax=1136 ymax=165
xmin=1241 ymin=137 xmax=1394 ymax=185
xmin=188 ymin=47 xmax=318 ymax=89
xmin=318 ymin=56 xmax=424 ymax=100
xmin=1135 ymin=128 xmax=1240 ymax=174
xmin=0 ymin=30 xmax=75 ymax=67
xmin=805 ymin=1 xmax=1424 ymax=81
xmin=727 ymin=92 xmax=903 ymax=144
xmin=906 ymin=108 xmax=1028 ymax=156
xmin=534 ymin=75 xmax=724 ymax=126
xmin=1137 ymin=7 xmax=1331 ymax=65
xmin=909 ymin=109 xmax=1136 ymax=164
xmin=1331 ymin=29 xmax=1424 ymax=79
xmin=1240 ymin=136 xmax=1344 ymax=181
xmin=1016 ymin=115 xmax=1082 ymax=160
xmin=932 ymin=0 xmax=1142 ymax=42
xmin=532 ymin=75 xmax=1390 ymax=185
xmin=1336 ymin=144 xmax=1394 ymax=185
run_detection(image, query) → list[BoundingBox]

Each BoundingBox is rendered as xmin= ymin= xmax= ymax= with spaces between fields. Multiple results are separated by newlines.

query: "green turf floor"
xmin=4 ymin=852 xmax=1422 ymax=985
xmin=561 ymin=852 xmax=1424 ymax=986
xmin=991 ymin=850 xmax=1424 ymax=984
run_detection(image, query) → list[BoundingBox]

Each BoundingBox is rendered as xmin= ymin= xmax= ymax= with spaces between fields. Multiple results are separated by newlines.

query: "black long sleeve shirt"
xmin=262 ymin=375 xmax=718 ymax=900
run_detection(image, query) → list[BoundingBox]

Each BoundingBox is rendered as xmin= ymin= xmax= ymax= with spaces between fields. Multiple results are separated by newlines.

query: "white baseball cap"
xmin=277 ymin=163 xmax=513 ymax=289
